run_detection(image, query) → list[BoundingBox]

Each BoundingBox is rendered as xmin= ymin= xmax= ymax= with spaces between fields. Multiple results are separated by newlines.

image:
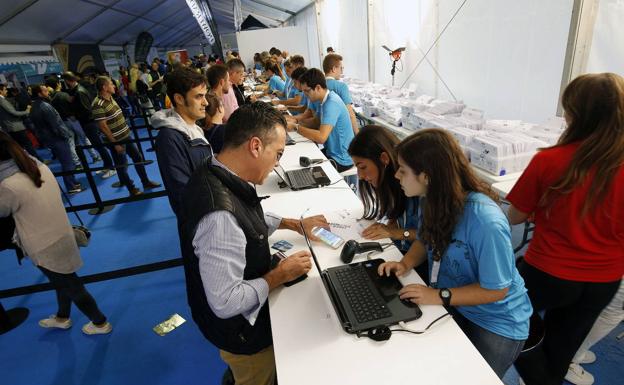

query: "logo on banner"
xmin=185 ymin=0 xmax=216 ymax=44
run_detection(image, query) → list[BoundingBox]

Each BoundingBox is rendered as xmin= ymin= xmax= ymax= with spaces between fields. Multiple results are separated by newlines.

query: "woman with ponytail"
xmin=0 ymin=132 xmax=111 ymax=335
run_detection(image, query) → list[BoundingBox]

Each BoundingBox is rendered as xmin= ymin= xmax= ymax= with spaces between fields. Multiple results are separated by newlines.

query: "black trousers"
xmin=107 ymin=139 xmax=149 ymax=191
xmin=514 ymin=260 xmax=620 ymax=385
xmin=38 ymin=266 xmax=106 ymax=325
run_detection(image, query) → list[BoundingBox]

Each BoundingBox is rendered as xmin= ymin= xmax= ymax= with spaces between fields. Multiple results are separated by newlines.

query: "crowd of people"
xmin=1 ymin=45 xmax=622 ymax=385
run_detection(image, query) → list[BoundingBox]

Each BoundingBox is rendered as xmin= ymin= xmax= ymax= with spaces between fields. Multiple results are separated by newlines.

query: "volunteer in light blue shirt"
xmin=264 ymin=62 xmax=285 ymax=96
xmin=322 ymin=53 xmax=359 ymax=134
xmin=291 ymin=69 xmax=354 ymax=171
xmin=379 ymin=129 xmax=532 ymax=379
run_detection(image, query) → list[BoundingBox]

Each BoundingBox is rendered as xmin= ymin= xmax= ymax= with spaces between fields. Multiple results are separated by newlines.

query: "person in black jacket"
xmin=63 ymin=72 xmax=116 ymax=179
xmin=179 ymin=102 xmax=327 ymax=385
xmin=29 ymin=85 xmax=84 ymax=193
xmin=152 ymin=67 xmax=212 ymax=219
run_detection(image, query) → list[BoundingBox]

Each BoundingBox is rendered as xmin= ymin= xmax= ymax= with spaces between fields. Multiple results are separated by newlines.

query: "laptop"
xmin=274 ymin=163 xmax=331 ymax=191
xmin=299 ymin=222 xmax=422 ymax=334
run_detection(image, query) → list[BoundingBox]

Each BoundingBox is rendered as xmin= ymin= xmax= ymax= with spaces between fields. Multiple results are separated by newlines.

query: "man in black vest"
xmin=180 ymin=102 xmax=328 ymax=385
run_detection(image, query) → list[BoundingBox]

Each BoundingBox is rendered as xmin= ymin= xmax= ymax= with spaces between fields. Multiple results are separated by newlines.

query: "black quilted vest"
xmin=180 ymin=160 xmax=273 ymax=354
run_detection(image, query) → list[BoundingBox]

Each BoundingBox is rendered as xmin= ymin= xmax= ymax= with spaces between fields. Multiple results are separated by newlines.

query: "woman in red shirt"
xmin=508 ymin=73 xmax=624 ymax=385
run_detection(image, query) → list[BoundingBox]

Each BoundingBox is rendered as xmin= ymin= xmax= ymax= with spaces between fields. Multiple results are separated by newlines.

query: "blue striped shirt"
xmin=192 ymin=156 xmax=282 ymax=325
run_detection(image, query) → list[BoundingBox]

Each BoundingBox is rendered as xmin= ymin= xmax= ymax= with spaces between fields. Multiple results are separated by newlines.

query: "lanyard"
xmin=430 ymin=259 xmax=441 ymax=288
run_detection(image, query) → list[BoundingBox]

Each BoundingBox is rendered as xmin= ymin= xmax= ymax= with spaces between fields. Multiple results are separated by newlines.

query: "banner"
xmin=66 ymin=44 xmax=106 ymax=74
xmin=185 ymin=0 xmax=223 ymax=56
xmin=134 ymin=31 xmax=154 ymax=64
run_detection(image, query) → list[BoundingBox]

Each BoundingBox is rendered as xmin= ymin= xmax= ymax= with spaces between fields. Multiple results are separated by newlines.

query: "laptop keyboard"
xmin=335 ymin=265 xmax=392 ymax=324
xmin=289 ymin=169 xmax=316 ymax=188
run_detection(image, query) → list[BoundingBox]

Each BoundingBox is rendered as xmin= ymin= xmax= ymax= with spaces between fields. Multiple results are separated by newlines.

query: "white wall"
xmin=586 ymin=0 xmax=624 ymax=74
xmin=318 ymin=0 xmax=369 ymax=80
xmin=370 ymin=0 xmax=574 ymax=123
xmin=236 ymin=26 xmax=313 ymax=70
xmin=291 ymin=5 xmax=321 ymax=69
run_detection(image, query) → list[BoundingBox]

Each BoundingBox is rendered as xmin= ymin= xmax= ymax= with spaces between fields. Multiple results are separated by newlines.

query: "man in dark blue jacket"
xmin=153 ymin=67 xmax=212 ymax=218
xmin=29 ymin=84 xmax=85 ymax=194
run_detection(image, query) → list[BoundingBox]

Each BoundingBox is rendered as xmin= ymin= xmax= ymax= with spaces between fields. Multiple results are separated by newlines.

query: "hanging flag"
xmin=185 ymin=0 xmax=223 ymax=55
xmin=233 ymin=0 xmax=243 ymax=32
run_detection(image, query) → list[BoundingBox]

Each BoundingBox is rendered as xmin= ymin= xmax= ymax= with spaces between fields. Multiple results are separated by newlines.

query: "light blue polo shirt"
xmin=423 ymin=192 xmax=532 ymax=340
xmin=268 ymin=75 xmax=285 ymax=94
xmin=280 ymin=62 xmax=287 ymax=80
xmin=326 ymin=77 xmax=353 ymax=105
xmin=299 ymin=94 xmax=320 ymax=117
xmin=394 ymin=197 xmax=420 ymax=252
xmin=320 ymin=90 xmax=354 ymax=167
xmin=287 ymin=81 xmax=301 ymax=99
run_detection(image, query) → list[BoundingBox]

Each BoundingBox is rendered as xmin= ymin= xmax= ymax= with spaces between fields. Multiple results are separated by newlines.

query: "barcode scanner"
xmin=340 ymin=240 xmax=384 ymax=264
xmin=299 ymin=156 xmax=323 ymax=167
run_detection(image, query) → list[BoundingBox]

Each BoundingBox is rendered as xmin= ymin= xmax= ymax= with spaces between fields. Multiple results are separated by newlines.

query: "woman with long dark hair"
xmin=378 ymin=129 xmax=532 ymax=378
xmin=0 ymin=132 xmax=111 ymax=335
xmin=508 ymin=73 xmax=624 ymax=385
xmin=348 ymin=125 xmax=419 ymax=255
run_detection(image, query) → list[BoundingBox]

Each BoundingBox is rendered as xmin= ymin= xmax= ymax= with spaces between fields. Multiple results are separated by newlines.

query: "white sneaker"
xmin=576 ymin=350 xmax=596 ymax=364
xmin=101 ymin=169 xmax=117 ymax=179
xmin=39 ymin=315 xmax=72 ymax=329
xmin=565 ymin=363 xmax=594 ymax=385
xmin=82 ymin=321 xmax=112 ymax=335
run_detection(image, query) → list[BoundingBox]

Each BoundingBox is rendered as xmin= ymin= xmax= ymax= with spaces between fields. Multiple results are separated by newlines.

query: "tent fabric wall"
xmin=317 ymin=0 xmax=369 ymax=81
xmin=370 ymin=0 xmax=574 ymax=123
xmin=586 ymin=0 xmax=624 ymax=74
xmin=289 ymin=4 xmax=322 ymax=70
xmin=236 ymin=26 xmax=312 ymax=70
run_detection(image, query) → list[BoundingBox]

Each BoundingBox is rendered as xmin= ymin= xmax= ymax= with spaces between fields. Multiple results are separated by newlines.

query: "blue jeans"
xmin=66 ymin=119 xmax=99 ymax=161
xmin=48 ymin=137 xmax=78 ymax=190
xmin=451 ymin=308 xmax=525 ymax=379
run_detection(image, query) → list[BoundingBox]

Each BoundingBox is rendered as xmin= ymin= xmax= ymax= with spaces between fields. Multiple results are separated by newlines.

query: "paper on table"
xmin=324 ymin=208 xmax=374 ymax=241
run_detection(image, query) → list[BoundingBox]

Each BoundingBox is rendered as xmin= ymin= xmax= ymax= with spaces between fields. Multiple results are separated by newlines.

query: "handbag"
xmin=58 ymin=183 xmax=91 ymax=247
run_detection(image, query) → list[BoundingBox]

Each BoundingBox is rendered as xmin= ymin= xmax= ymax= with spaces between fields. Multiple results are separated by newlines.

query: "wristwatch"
xmin=402 ymin=229 xmax=410 ymax=240
xmin=439 ymin=288 xmax=452 ymax=307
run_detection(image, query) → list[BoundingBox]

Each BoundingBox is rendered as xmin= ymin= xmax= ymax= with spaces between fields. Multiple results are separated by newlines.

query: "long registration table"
xmin=257 ymin=132 xmax=503 ymax=385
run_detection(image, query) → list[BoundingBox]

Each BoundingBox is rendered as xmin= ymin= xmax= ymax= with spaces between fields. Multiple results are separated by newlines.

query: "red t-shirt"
xmin=507 ymin=142 xmax=624 ymax=282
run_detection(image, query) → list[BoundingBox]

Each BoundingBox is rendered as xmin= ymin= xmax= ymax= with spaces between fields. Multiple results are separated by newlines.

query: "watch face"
xmin=403 ymin=230 xmax=410 ymax=238
xmin=441 ymin=290 xmax=450 ymax=298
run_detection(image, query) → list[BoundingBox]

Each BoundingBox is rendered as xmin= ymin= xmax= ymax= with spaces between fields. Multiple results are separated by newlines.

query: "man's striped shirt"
xmin=91 ymin=95 xmax=130 ymax=142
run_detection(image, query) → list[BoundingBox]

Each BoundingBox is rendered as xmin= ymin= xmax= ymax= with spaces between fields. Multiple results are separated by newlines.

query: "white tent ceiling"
xmin=0 ymin=0 xmax=312 ymax=49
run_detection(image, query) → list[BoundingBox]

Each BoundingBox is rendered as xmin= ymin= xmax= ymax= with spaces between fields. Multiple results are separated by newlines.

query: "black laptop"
xmin=299 ymin=222 xmax=422 ymax=334
xmin=274 ymin=163 xmax=331 ymax=191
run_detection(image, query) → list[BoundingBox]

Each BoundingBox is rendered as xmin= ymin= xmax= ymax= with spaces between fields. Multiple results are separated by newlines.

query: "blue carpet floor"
xmin=1 ymin=128 xmax=622 ymax=385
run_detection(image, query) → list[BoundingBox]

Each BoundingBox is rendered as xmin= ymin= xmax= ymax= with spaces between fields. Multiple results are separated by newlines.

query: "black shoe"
xmin=128 ymin=187 xmax=142 ymax=197
xmin=142 ymin=180 xmax=161 ymax=189
xmin=68 ymin=184 xmax=86 ymax=194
